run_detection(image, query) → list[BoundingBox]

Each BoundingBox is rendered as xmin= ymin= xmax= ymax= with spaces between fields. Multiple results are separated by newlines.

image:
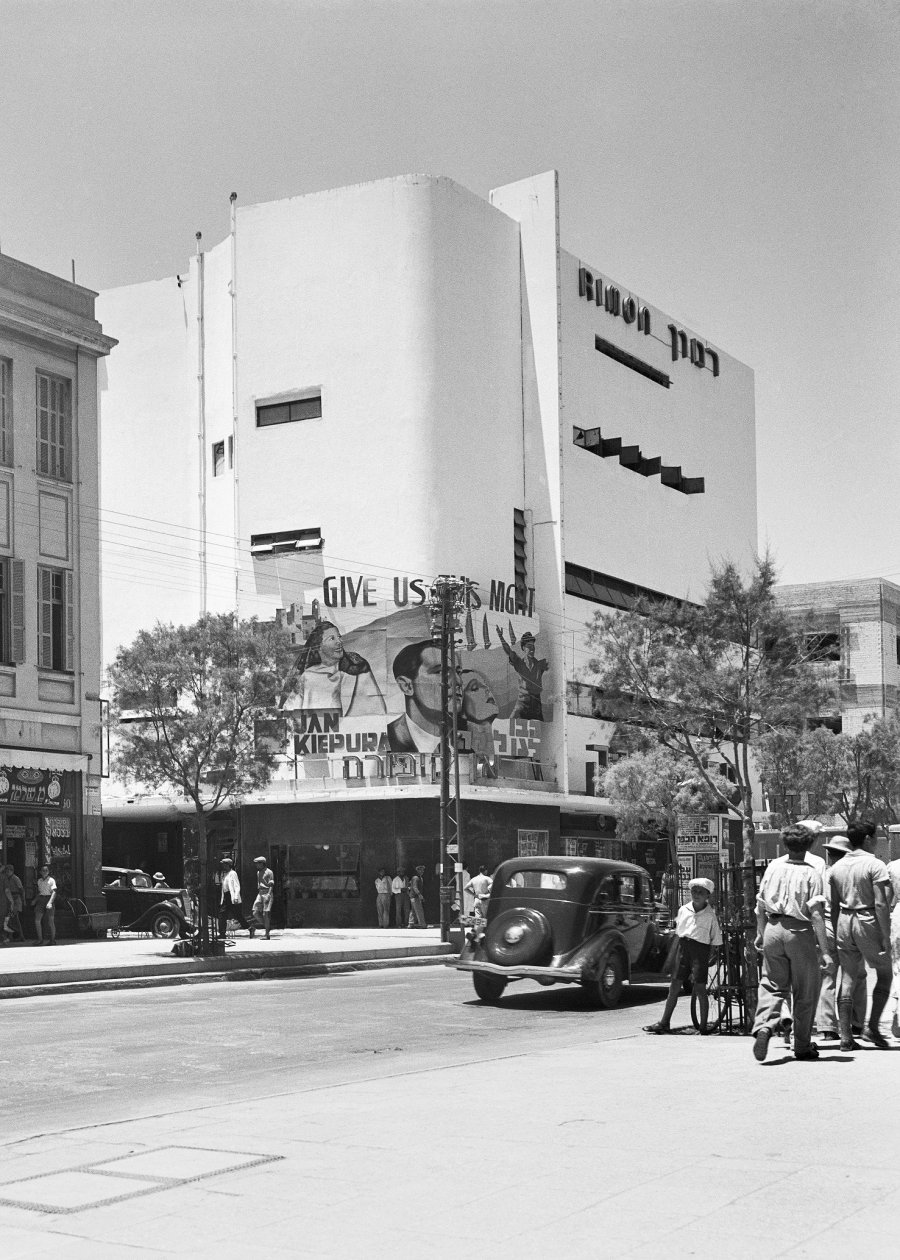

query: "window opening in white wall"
xmin=36 ymin=371 xmax=71 ymax=480
xmin=212 ymin=440 xmax=225 ymax=477
xmin=0 ymin=359 xmax=12 ymax=465
xmin=250 ymin=528 xmax=323 ymax=555
xmin=256 ymin=394 xmax=322 ymax=427
xmin=38 ymin=565 xmax=73 ymax=671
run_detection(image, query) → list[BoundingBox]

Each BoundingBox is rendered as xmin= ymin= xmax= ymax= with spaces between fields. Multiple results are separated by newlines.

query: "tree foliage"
xmin=108 ymin=612 xmax=296 ymax=952
xmin=601 ymin=743 xmax=722 ymax=852
xmin=586 ymin=554 xmax=823 ymax=860
xmin=757 ymin=718 xmax=900 ymax=827
xmin=109 ymin=612 xmax=295 ymax=811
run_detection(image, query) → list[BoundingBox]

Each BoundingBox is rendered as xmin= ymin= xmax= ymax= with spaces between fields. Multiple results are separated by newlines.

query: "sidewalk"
xmin=2 ymin=1015 xmax=898 ymax=1258
xmin=0 ymin=928 xmax=452 ymax=999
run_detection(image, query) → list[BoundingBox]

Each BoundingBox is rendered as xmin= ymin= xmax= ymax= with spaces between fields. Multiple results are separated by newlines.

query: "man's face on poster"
xmin=397 ymin=645 xmax=443 ymax=722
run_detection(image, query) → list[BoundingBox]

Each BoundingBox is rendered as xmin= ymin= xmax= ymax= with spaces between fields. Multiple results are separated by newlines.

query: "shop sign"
xmin=0 ymin=767 xmax=75 ymax=810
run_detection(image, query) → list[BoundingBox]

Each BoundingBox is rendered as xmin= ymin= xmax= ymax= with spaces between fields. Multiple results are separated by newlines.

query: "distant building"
xmin=776 ymin=577 xmax=900 ymax=734
xmin=0 ymin=253 xmax=115 ymax=922
xmin=97 ymin=171 xmax=756 ymax=924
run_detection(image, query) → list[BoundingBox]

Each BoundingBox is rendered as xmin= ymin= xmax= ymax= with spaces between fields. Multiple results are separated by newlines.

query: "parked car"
xmin=453 ymin=856 xmax=670 ymax=1007
xmin=101 ymin=867 xmax=195 ymax=939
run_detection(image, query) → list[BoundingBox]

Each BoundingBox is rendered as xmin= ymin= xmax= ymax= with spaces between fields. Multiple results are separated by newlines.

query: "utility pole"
xmin=429 ymin=575 xmax=472 ymax=943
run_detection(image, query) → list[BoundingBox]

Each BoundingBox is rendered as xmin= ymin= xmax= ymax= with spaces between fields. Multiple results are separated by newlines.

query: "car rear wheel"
xmin=483 ymin=908 xmax=552 ymax=967
xmin=473 ymin=973 xmax=507 ymax=1003
xmin=584 ymin=951 xmax=625 ymax=1009
xmin=151 ymin=910 xmax=180 ymax=939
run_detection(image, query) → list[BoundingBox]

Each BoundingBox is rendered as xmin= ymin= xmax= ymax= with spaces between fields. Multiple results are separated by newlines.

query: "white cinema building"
xmin=97 ymin=171 xmax=756 ymax=926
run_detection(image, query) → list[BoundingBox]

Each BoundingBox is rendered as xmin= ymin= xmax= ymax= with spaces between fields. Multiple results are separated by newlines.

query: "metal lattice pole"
xmin=429 ymin=576 xmax=472 ymax=943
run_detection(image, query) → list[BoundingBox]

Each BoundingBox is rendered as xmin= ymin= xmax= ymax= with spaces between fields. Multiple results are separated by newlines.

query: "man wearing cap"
xmin=217 ymin=857 xmax=254 ymax=938
xmin=751 ymin=824 xmax=831 ymax=1062
xmin=828 ymin=820 xmax=892 ymax=1050
xmin=497 ymin=627 xmax=549 ymax=721
xmin=816 ymin=835 xmax=867 ymax=1041
xmin=250 ymin=856 xmax=275 ymax=940
xmin=152 ymin=872 xmax=168 ymax=888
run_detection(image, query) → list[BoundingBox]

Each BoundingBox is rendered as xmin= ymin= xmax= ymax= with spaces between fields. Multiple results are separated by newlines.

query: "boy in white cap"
xmin=645 ymin=876 xmax=722 ymax=1035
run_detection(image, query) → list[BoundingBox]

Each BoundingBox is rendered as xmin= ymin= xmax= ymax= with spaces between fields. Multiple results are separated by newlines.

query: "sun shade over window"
xmin=506 ymin=870 xmax=568 ymax=890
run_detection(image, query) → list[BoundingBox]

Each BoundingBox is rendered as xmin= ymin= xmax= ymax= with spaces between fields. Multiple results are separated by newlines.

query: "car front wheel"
xmin=584 ymin=951 xmax=625 ymax=1009
xmin=151 ymin=910 xmax=180 ymax=939
xmin=473 ymin=973 xmax=507 ymax=1003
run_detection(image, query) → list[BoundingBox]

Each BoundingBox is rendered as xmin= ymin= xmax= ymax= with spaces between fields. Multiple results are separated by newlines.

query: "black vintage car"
xmin=102 ymin=867 xmax=195 ymax=939
xmin=454 ymin=856 xmax=669 ymax=1007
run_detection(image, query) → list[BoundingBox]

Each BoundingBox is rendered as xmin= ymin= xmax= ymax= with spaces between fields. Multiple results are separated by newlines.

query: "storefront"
xmin=0 ymin=767 xmax=80 ymax=924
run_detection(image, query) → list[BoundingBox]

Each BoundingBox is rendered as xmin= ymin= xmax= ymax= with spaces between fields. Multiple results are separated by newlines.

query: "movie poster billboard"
xmin=255 ymin=570 xmax=554 ymax=789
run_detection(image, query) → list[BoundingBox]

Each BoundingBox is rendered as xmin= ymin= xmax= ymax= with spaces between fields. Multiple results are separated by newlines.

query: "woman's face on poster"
xmin=318 ymin=625 xmax=343 ymax=664
xmin=461 ymin=670 xmax=499 ymax=723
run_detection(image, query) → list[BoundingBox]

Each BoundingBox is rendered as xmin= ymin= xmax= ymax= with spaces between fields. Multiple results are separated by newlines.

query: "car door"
xmin=614 ymin=872 xmax=650 ymax=965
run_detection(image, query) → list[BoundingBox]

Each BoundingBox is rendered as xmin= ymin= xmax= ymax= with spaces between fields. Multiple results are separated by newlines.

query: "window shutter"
xmin=10 ymin=560 xmax=25 ymax=663
xmin=38 ymin=566 xmax=52 ymax=668
xmin=64 ymin=569 xmax=75 ymax=672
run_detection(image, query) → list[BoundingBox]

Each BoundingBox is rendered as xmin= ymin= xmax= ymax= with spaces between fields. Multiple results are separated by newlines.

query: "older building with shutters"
xmin=0 ymin=253 xmax=115 ymax=928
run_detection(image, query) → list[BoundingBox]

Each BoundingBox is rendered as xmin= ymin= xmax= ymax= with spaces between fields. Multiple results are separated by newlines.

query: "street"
xmin=1 ymin=966 xmax=666 ymax=1137
xmin=2 ymin=968 xmax=900 ymax=1258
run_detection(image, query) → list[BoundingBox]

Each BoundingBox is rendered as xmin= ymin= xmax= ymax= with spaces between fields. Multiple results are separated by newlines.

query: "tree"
xmin=804 ymin=720 xmax=900 ymax=826
xmin=586 ymin=554 xmax=821 ymax=865
xmin=108 ymin=613 xmax=295 ymax=952
xmin=601 ymin=742 xmax=722 ymax=862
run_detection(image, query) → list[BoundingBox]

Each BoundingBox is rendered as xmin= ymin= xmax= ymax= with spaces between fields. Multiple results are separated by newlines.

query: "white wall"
xmin=96 ymin=277 xmax=199 ymax=661
xmin=559 ymin=249 xmax=757 ymax=602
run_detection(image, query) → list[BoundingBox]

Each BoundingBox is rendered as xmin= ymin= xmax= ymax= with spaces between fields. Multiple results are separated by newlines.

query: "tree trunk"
xmin=196 ymin=808 xmax=211 ymax=954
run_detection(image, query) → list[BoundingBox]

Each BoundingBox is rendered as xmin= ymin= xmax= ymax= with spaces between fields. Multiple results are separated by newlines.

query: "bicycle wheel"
xmin=690 ymin=959 xmax=724 ymax=1032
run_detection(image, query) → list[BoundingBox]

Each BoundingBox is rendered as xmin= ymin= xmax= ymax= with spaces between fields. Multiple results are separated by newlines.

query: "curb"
xmin=0 ymin=951 xmax=457 ymax=1001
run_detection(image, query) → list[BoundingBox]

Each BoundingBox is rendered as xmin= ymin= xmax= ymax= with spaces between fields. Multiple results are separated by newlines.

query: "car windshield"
xmin=506 ymin=870 xmax=567 ymax=890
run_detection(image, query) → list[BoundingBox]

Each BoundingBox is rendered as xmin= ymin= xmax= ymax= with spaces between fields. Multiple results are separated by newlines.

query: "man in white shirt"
xmin=391 ymin=871 xmax=409 ymax=928
xmin=465 ymin=866 xmax=493 ymax=918
xmin=34 ymin=864 xmax=57 ymax=945
xmin=374 ymin=868 xmax=392 ymax=927
xmin=217 ymin=857 xmax=254 ymax=938
xmin=751 ymin=825 xmax=831 ymax=1062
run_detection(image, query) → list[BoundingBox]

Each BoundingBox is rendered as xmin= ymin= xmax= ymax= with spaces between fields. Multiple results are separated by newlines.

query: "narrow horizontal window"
xmin=595 ymin=337 xmax=670 ymax=388
xmin=250 ymin=528 xmax=323 ymax=555
xmin=256 ymin=395 xmax=322 ymax=428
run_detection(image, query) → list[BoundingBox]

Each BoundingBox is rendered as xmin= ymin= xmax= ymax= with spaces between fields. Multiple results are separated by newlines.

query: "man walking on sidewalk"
xmin=251 ymin=856 xmax=275 ymax=939
xmin=218 ymin=857 xmax=254 ymax=938
xmin=829 ymin=819 xmax=893 ymax=1050
xmin=408 ymin=865 xmax=426 ymax=928
xmin=751 ymin=825 xmax=831 ymax=1062
xmin=816 ymin=835 xmax=867 ymax=1041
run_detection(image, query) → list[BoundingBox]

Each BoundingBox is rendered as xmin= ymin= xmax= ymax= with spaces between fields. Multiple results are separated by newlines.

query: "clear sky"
xmin=2 ymin=0 xmax=897 ymax=586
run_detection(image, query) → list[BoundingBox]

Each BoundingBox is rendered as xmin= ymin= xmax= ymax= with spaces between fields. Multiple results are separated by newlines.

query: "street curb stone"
xmin=0 ymin=949 xmax=456 ymax=1000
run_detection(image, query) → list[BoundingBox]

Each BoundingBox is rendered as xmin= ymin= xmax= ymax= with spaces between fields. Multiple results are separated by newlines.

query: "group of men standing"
xmin=752 ymin=818 xmax=897 ymax=1061
xmin=374 ymin=868 xmax=427 ymax=928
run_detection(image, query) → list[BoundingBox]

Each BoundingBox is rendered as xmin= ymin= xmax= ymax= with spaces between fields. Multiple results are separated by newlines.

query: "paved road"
xmin=0 ymin=967 xmax=667 ymax=1140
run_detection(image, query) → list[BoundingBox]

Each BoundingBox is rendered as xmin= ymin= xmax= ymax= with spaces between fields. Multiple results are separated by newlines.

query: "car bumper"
xmin=450 ymin=958 xmax=584 ymax=984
